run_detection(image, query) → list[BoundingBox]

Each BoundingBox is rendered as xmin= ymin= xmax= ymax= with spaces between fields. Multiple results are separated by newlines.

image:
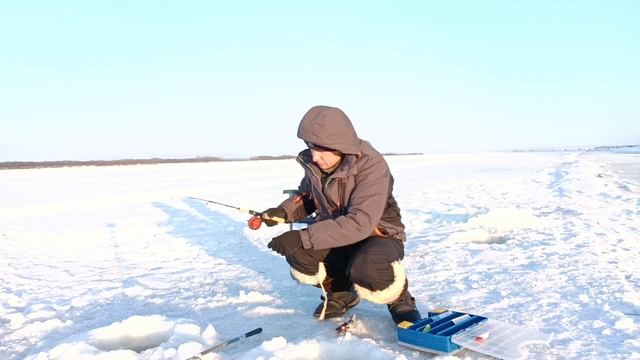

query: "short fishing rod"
xmin=186 ymin=327 xmax=263 ymax=359
xmin=187 ymin=197 xmax=286 ymax=229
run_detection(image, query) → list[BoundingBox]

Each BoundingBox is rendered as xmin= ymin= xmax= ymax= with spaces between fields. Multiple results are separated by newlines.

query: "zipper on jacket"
xmin=297 ymin=155 xmax=324 ymax=214
xmin=337 ymin=179 xmax=344 ymax=214
xmin=297 ymin=155 xmax=322 ymax=184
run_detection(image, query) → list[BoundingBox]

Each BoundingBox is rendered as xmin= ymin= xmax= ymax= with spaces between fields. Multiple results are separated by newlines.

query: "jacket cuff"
xmin=279 ymin=200 xmax=297 ymax=222
xmin=299 ymin=229 xmax=313 ymax=249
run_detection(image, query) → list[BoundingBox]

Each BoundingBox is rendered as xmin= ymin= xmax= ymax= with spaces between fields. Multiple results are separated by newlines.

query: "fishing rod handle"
xmin=261 ymin=214 xmax=286 ymax=223
xmin=239 ymin=208 xmax=285 ymax=223
xmin=245 ymin=327 xmax=263 ymax=337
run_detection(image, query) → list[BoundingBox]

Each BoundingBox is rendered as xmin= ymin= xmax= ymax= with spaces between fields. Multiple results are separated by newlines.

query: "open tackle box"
xmin=396 ymin=309 xmax=552 ymax=360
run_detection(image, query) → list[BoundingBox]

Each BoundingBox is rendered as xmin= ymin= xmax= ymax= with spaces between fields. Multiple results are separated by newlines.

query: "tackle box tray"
xmin=396 ymin=309 xmax=553 ymax=360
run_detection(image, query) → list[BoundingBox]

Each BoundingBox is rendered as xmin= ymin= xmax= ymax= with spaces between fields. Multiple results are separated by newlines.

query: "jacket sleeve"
xmin=279 ymin=176 xmax=315 ymax=222
xmin=301 ymin=156 xmax=390 ymax=249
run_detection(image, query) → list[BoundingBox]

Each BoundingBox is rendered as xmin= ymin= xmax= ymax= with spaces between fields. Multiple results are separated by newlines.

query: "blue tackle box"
xmin=397 ymin=309 xmax=488 ymax=354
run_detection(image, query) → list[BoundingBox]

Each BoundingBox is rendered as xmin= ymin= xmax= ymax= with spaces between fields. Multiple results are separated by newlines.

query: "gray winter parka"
xmin=279 ymin=106 xmax=406 ymax=250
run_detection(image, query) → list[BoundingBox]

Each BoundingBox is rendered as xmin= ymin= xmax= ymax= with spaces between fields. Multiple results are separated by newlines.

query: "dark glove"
xmin=268 ymin=230 xmax=302 ymax=256
xmin=261 ymin=207 xmax=287 ymax=227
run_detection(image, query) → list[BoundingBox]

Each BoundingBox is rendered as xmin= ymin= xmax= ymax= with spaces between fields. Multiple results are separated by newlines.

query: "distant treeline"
xmin=0 ymin=157 xmax=225 ymax=170
xmin=513 ymin=144 xmax=639 ymax=153
xmin=382 ymin=152 xmax=423 ymax=156
xmin=0 ymin=152 xmax=423 ymax=170
xmin=591 ymin=145 xmax=639 ymax=151
xmin=249 ymin=155 xmax=296 ymax=161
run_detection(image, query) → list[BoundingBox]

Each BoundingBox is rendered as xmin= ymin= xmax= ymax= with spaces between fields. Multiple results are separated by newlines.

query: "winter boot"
xmin=387 ymin=287 xmax=421 ymax=325
xmin=313 ymin=291 xmax=360 ymax=319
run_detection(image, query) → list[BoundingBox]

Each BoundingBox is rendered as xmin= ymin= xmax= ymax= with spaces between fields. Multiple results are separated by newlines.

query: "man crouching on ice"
xmin=262 ymin=105 xmax=422 ymax=324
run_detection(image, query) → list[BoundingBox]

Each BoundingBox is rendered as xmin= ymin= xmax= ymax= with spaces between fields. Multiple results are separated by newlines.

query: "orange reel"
xmin=247 ymin=215 xmax=262 ymax=230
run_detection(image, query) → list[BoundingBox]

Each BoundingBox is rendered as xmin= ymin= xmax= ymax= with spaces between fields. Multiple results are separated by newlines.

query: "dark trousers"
xmin=285 ymin=236 xmax=404 ymax=292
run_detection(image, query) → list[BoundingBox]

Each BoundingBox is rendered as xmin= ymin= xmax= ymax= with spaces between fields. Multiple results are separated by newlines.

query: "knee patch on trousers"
xmin=290 ymin=262 xmax=327 ymax=286
xmin=353 ymin=261 xmax=406 ymax=304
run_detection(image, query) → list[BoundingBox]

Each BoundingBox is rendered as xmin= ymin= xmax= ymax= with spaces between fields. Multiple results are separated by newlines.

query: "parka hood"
xmin=297 ymin=106 xmax=361 ymax=155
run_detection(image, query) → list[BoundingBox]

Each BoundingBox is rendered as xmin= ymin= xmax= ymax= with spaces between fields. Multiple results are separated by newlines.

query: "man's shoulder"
xmin=358 ymin=140 xmax=382 ymax=158
xmin=355 ymin=141 xmax=389 ymax=171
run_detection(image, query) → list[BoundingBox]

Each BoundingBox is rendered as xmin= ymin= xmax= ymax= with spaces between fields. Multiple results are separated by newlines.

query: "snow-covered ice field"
xmin=1 ymin=150 xmax=638 ymax=360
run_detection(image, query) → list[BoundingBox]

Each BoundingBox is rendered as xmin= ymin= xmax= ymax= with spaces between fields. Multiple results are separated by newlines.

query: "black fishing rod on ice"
xmin=186 ymin=327 xmax=263 ymax=359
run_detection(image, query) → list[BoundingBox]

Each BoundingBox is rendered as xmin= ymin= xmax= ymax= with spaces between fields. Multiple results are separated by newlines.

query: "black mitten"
xmin=268 ymin=230 xmax=302 ymax=256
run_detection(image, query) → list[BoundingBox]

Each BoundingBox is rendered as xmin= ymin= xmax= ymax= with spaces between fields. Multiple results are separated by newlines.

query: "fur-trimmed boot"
xmin=313 ymin=290 xmax=360 ymax=319
xmin=289 ymin=262 xmax=360 ymax=320
xmin=387 ymin=284 xmax=421 ymax=324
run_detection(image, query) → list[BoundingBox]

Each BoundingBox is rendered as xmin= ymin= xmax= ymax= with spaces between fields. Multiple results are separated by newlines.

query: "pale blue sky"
xmin=1 ymin=1 xmax=638 ymax=161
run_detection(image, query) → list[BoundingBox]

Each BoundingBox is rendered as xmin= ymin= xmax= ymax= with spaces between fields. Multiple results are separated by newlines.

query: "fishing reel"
xmin=247 ymin=215 xmax=263 ymax=230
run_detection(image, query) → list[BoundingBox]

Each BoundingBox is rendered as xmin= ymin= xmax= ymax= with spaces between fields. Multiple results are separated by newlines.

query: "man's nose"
xmin=310 ymin=149 xmax=322 ymax=162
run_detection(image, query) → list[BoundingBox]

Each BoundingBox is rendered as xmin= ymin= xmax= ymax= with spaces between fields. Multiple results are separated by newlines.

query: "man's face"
xmin=307 ymin=143 xmax=343 ymax=171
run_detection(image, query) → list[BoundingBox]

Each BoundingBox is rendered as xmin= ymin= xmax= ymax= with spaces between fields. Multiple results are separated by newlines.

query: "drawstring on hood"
xmin=297 ymin=106 xmax=361 ymax=155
